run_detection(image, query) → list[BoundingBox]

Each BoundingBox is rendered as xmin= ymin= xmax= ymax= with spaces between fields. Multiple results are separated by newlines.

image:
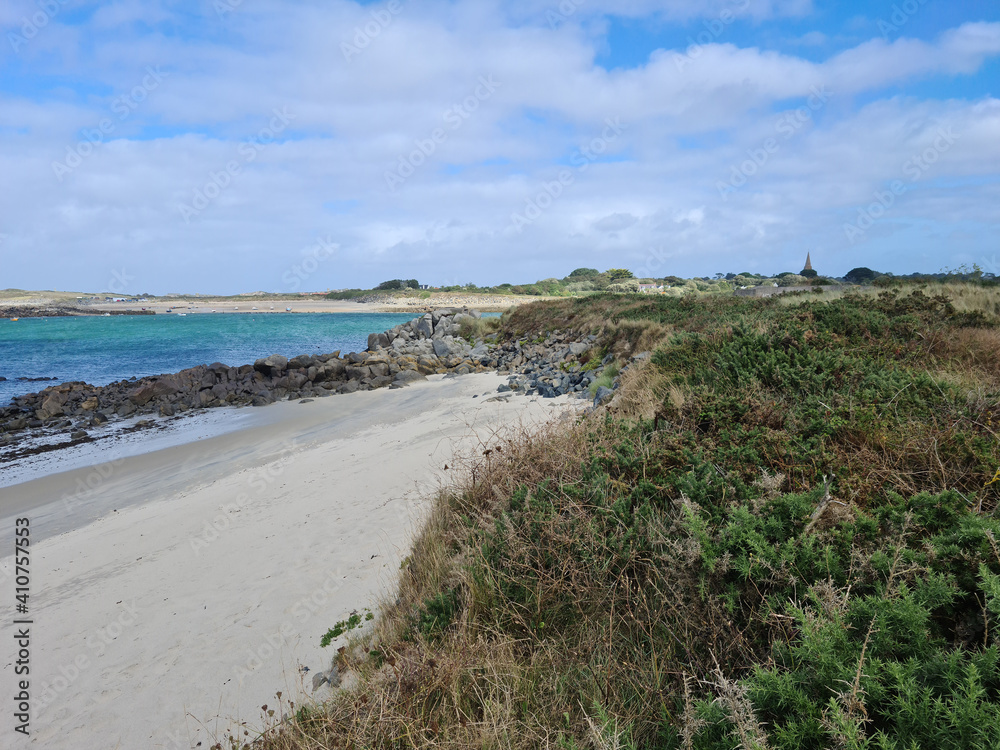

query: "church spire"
xmin=802 ymin=252 xmax=813 ymax=272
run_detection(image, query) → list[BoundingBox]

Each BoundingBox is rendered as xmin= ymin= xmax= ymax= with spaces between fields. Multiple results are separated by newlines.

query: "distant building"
xmin=802 ymin=252 xmax=813 ymax=273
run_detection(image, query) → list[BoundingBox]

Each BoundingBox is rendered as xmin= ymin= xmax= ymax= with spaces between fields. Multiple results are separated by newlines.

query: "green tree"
xmin=844 ymin=267 xmax=880 ymax=284
xmin=568 ymin=268 xmax=599 ymax=278
xmin=606 ymin=268 xmax=634 ymax=280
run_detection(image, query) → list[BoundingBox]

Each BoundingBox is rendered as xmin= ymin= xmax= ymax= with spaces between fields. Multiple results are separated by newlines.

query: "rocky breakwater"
xmin=0 ymin=306 xmax=630 ymax=452
xmin=0 ymin=308 xmax=494 ymax=446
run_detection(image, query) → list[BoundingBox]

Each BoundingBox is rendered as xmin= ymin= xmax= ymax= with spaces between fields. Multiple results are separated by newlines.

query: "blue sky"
xmin=1 ymin=0 xmax=998 ymax=293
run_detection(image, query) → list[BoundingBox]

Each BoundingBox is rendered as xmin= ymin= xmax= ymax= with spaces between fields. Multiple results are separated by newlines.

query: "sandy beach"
xmin=0 ymin=374 xmax=583 ymax=748
xmin=0 ymin=290 xmax=553 ymax=316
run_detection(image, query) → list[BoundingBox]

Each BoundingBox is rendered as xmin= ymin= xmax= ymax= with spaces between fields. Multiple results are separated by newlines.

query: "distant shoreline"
xmin=0 ymin=292 xmax=554 ymax=318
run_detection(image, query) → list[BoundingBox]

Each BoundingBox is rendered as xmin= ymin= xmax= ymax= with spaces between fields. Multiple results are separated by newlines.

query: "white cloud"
xmin=0 ymin=4 xmax=998 ymax=291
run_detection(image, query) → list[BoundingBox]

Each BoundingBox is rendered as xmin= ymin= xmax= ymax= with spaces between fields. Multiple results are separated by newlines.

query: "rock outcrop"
xmin=0 ymin=307 xmax=626 ymax=445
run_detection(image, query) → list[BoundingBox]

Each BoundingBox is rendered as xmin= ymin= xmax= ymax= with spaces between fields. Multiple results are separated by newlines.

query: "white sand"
xmin=0 ymin=374 xmax=583 ymax=748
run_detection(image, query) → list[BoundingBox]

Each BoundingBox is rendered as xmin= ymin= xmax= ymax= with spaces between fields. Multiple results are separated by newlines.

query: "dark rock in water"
xmin=18 ymin=376 xmax=58 ymax=382
xmin=0 ymin=376 xmax=5 ymax=381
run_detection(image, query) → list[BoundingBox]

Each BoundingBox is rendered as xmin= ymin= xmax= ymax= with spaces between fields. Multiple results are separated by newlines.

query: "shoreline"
xmin=0 ymin=293 xmax=555 ymax=318
xmin=0 ymin=372 xmax=584 ymax=748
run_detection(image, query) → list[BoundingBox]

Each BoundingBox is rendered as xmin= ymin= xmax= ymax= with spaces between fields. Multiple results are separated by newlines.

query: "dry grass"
xmin=237 ymin=285 xmax=1000 ymax=750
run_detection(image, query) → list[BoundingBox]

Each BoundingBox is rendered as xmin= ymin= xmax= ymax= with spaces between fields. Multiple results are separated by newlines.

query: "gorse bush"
xmin=250 ymin=287 xmax=1000 ymax=750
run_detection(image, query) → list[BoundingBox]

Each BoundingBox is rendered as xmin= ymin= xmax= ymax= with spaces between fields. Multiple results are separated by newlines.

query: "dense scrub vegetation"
xmin=325 ymin=264 xmax=999 ymax=301
xmin=248 ymin=288 xmax=1000 ymax=749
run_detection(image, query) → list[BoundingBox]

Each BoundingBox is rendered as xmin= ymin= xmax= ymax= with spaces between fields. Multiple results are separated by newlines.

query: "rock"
xmin=311 ymin=671 xmax=328 ymax=691
xmin=338 ymin=380 xmax=360 ymax=394
xmin=367 ymin=332 xmax=390 ymax=351
xmin=328 ymin=664 xmax=341 ymax=688
xmin=117 ymin=401 xmax=137 ymax=417
xmin=37 ymin=394 xmax=67 ymax=420
xmin=432 ymin=338 xmax=453 ymax=358
xmin=90 ymin=413 xmax=108 ymax=426
xmin=80 ymin=397 xmax=99 ymax=411
xmin=497 ymin=384 xmax=511 ymax=392
xmin=70 ymin=429 xmax=88 ymax=441
xmin=393 ymin=370 xmax=426 ymax=386
xmin=568 ymin=342 xmax=589 ymax=356
xmin=131 ymin=375 xmax=182 ymax=406
xmin=254 ymin=354 xmax=288 ymax=375
xmin=414 ymin=314 xmax=434 ymax=339
xmin=160 ymin=403 xmax=176 ymax=417
xmin=345 ymin=365 xmax=371 ymax=381
xmin=593 ymin=386 xmax=615 ymax=407
xmin=288 ymin=354 xmax=315 ymax=370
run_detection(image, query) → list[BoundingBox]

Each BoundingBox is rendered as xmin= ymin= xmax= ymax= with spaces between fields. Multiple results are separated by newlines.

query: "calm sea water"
xmin=0 ymin=313 xmax=419 ymax=405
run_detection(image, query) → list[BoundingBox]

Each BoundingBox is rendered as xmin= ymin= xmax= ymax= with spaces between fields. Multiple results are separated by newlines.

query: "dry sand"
xmin=2 ymin=291 xmax=552 ymax=315
xmin=0 ymin=374 xmax=583 ymax=748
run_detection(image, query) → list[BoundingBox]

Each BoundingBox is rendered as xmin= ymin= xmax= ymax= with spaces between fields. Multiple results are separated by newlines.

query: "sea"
xmin=0 ymin=312 xmax=421 ymax=406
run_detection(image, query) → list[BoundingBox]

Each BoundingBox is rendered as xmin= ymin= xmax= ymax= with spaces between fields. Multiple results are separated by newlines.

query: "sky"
xmin=0 ymin=0 xmax=998 ymax=294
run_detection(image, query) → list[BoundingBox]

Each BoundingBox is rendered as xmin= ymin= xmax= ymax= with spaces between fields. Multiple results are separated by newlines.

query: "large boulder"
xmin=367 ymin=332 xmax=390 ymax=351
xmin=288 ymin=354 xmax=316 ymax=370
xmin=393 ymin=370 xmax=426 ymax=386
xmin=129 ymin=375 xmax=181 ymax=406
xmin=413 ymin=314 xmax=434 ymax=339
xmin=254 ymin=354 xmax=288 ymax=375
xmin=36 ymin=393 xmax=67 ymax=420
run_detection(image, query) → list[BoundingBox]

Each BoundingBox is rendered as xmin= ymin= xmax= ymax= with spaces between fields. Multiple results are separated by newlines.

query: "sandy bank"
xmin=0 ymin=373 xmax=583 ymax=748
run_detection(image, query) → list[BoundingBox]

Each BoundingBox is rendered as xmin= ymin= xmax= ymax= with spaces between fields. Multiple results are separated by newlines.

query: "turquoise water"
xmin=0 ymin=313 xmax=419 ymax=404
